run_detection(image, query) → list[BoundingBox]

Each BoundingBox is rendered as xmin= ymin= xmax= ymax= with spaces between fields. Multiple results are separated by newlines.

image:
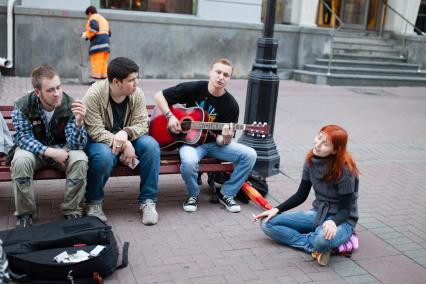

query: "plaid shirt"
xmin=12 ymin=101 xmax=88 ymax=157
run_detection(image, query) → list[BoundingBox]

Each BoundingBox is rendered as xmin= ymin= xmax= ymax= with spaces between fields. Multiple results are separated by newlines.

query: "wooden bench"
xmin=0 ymin=105 xmax=233 ymax=182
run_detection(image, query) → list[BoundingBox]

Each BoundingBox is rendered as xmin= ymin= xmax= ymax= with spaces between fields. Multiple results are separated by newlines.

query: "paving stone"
xmin=344 ymin=274 xmax=380 ymax=284
xmin=1 ymin=78 xmax=426 ymax=282
xmin=392 ymin=242 xmax=423 ymax=252
xmin=357 ymin=255 xmax=426 ymax=284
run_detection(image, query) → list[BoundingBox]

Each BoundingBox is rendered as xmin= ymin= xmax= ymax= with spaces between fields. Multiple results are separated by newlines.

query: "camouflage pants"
xmin=11 ymin=148 xmax=88 ymax=217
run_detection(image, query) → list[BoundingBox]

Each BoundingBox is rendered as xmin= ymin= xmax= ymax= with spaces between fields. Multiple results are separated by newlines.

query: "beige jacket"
xmin=83 ymin=79 xmax=149 ymax=146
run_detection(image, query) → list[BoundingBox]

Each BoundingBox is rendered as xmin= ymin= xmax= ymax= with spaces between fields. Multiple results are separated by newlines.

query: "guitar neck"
xmin=188 ymin=121 xmax=246 ymax=131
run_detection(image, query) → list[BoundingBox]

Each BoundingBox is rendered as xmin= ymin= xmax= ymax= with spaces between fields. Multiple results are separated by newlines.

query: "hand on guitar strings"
xmin=167 ymin=115 xmax=182 ymax=133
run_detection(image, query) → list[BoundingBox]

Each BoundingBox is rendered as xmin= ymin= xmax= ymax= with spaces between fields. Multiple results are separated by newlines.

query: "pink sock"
xmin=350 ymin=234 xmax=359 ymax=250
xmin=338 ymin=240 xmax=353 ymax=253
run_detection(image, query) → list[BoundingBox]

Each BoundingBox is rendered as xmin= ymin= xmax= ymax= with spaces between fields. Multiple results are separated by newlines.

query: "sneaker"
xmin=218 ymin=193 xmax=241 ymax=213
xmin=312 ymin=251 xmax=331 ymax=266
xmin=87 ymin=203 xmax=107 ymax=222
xmin=350 ymin=233 xmax=359 ymax=250
xmin=16 ymin=214 xmax=33 ymax=228
xmin=183 ymin=197 xmax=198 ymax=212
xmin=140 ymin=199 xmax=158 ymax=225
xmin=338 ymin=233 xmax=359 ymax=254
xmin=64 ymin=214 xmax=82 ymax=220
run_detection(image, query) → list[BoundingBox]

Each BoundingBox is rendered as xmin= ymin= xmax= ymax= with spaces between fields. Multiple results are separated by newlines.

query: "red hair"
xmin=306 ymin=125 xmax=359 ymax=182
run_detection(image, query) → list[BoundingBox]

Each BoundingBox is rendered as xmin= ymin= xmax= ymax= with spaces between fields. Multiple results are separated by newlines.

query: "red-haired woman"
xmin=256 ymin=125 xmax=359 ymax=266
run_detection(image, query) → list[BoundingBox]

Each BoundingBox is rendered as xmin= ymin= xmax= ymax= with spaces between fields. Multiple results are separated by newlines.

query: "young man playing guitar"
xmin=154 ymin=58 xmax=257 ymax=213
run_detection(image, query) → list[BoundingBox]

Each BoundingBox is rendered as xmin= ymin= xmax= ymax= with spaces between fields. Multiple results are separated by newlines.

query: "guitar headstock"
xmin=245 ymin=122 xmax=269 ymax=138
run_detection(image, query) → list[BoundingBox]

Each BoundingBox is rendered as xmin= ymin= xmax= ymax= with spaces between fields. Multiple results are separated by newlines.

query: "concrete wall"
xmin=2 ymin=6 xmax=329 ymax=79
xmin=198 ymin=0 xmax=262 ymax=23
xmin=21 ymin=0 xmax=90 ymax=11
xmin=385 ymin=0 xmax=421 ymax=35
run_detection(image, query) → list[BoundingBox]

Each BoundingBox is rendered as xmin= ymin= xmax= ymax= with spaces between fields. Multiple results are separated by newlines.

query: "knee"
xmin=246 ymin=147 xmax=257 ymax=165
xmin=238 ymin=146 xmax=257 ymax=166
xmin=311 ymin=233 xmax=330 ymax=252
xmin=68 ymin=159 xmax=88 ymax=178
xmin=260 ymin=220 xmax=277 ymax=238
xmin=135 ymin=136 xmax=160 ymax=157
xmin=68 ymin=151 xmax=88 ymax=166
xmin=11 ymin=156 xmax=35 ymax=177
xmin=180 ymin=159 xmax=199 ymax=175
xmin=87 ymin=147 xmax=114 ymax=172
xmin=144 ymin=137 xmax=160 ymax=156
xmin=260 ymin=220 xmax=270 ymax=233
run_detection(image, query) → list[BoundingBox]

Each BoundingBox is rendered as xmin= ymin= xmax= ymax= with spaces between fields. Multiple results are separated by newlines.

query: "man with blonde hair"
xmin=154 ymin=58 xmax=257 ymax=213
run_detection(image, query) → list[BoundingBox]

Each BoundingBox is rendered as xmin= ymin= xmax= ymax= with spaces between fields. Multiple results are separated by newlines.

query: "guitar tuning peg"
xmin=253 ymin=121 xmax=257 ymax=124
xmin=263 ymin=122 xmax=267 ymax=125
xmin=262 ymin=134 xmax=266 ymax=138
xmin=251 ymin=133 xmax=255 ymax=137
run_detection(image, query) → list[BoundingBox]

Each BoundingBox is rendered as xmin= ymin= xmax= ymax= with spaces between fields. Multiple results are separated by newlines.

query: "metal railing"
xmin=381 ymin=2 xmax=425 ymax=72
xmin=320 ymin=0 xmax=344 ymax=75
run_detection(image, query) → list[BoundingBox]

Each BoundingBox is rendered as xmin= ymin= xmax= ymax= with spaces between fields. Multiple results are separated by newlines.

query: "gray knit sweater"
xmin=303 ymin=156 xmax=359 ymax=227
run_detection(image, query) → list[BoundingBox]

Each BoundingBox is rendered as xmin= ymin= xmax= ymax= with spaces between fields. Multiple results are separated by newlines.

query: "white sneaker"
xmin=140 ymin=199 xmax=158 ymax=225
xmin=218 ymin=193 xmax=241 ymax=213
xmin=87 ymin=203 xmax=107 ymax=222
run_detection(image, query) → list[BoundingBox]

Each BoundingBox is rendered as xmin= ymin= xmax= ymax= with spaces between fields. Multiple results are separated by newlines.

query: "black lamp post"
xmin=238 ymin=0 xmax=280 ymax=177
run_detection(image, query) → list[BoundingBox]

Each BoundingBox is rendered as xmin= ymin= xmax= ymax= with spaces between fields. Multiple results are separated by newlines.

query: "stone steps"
xmin=304 ymin=64 xmax=426 ymax=77
xmin=293 ymin=70 xmax=426 ymax=86
xmin=333 ymin=42 xmax=398 ymax=52
xmin=292 ymin=32 xmax=425 ymax=86
xmin=326 ymin=53 xmax=406 ymax=62
xmin=315 ymin=58 xmax=420 ymax=70
xmin=333 ymin=48 xmax=401 ymax=56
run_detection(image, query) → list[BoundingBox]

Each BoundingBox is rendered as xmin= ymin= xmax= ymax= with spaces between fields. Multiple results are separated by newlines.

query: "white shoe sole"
xmin=183 ymin=205 xmax=198 ymax=212
xmin=219 ymin=200 xmax=241 ymax=213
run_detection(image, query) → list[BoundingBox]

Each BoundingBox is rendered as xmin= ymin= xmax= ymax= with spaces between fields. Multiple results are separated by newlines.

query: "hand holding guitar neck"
xmin=221 ymin=123 xmax=234 ymax=145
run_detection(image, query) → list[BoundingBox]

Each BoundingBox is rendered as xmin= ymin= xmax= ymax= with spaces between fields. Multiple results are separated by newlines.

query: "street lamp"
xmin=238 ymin=0 xmax=280 ymax=177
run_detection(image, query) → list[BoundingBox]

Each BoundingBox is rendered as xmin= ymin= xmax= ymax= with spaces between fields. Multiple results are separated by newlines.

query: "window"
xmin=261 ymin=0 xmax=285 ymax=24
xmin=101 ymin=0 xmax=196 ymax=15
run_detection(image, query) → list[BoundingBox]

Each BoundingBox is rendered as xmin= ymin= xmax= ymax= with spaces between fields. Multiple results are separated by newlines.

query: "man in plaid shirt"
xmin=9 ymin=65 xmax=88 ymax=228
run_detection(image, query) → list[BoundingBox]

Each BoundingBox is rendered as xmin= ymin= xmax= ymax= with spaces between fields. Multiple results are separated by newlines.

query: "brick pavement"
xmin=0 ymin=76 xmax=426 ymax=283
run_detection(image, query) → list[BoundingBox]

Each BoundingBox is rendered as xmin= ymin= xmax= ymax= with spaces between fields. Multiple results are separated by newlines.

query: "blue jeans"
xmin=85 ymin=135 xmax=160 ymax=204
xmin=179 ymin=141 xmax=257 ymax=198
xmin=261 ymin=209 xmax=354 ymax=253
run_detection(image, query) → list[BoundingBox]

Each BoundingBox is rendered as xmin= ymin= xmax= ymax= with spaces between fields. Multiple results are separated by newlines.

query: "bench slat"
xmin=0 ymin=104 xmax=234 ymax=183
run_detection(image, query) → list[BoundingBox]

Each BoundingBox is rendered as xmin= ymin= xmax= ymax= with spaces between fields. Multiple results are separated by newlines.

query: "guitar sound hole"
xmin=180 ymin=119 xmax=192 ymax=132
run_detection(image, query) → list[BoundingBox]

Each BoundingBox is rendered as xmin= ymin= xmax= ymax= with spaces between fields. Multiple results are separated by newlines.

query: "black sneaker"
xmin=64 ymin=214 xmax=82 ymax=220
xmin=218 ymin=193 xmax=241 ymax=213
xmin=16 ymin=214 xmax=33 ymax=228
xmin=183 ymin=197 xmax=198 ymax=212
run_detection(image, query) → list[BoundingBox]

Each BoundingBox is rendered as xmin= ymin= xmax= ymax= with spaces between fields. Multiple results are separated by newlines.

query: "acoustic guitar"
xmin=149 ymin=105 xmax=269 ymax=150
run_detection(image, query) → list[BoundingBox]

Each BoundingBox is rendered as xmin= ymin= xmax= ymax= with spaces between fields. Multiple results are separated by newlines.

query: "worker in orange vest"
xmin=81 ymin=6 xmax=111 ymax=80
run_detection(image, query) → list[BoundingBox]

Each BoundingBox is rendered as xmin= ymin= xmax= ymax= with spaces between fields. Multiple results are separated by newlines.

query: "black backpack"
xmin=0 ymin=216 xmax=129 ymax=283
xmin=207 ymin=171 xmax=269 ymax=204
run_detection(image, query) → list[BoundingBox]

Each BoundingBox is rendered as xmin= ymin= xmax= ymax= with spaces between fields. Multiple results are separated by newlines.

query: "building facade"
xmin=0 ymin=0 xmax=425 ymax=79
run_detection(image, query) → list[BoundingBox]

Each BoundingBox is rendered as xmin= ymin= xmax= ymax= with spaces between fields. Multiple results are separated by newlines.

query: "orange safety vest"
xmin=85 ymin=13 xmax=110 ymax=55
